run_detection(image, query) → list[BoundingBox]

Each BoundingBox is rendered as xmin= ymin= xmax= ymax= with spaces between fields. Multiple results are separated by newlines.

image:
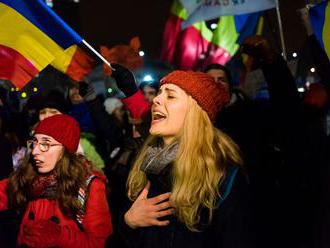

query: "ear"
xmin=129 ymin=37 xmax=141 ymax=52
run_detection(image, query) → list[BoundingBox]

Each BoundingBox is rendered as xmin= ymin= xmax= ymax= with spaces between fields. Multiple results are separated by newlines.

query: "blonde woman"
xmin=121 ymin=71 xmax=255 ymax=248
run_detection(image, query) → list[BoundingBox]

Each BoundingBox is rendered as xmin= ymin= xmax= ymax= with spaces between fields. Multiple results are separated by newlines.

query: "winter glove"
xmin=79 ymin=81 xmax=97 ymax=102
xmin=111 ymin=63 xmax=138 ymax=97
xmin=241 ymin=35 xmax=277 ymax=64
xmin=22 ymin=219 xmax=61 ymax=248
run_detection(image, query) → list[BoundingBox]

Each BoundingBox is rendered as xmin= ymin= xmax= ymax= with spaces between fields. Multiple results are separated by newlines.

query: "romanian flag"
xmin=161 ymin=0 xmax=261 ymax=70
xmin=52 ymin=46 xmax=95 ymax=82
xmin=309 ymin=0 xmax=330 ymax=60
xmin=0 ymin=0 xmax=90 ymax=88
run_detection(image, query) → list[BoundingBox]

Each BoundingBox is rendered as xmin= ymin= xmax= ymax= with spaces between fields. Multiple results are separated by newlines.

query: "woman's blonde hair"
xmin=127 ymin=96 xmax=243 ymax=231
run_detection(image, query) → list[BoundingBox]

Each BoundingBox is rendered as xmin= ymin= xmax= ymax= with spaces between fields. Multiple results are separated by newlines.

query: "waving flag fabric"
xmin=0 ymin=0 xmax=83 ymax=88
xmin=309 ymin=0 xmax=330 ymax=60
xmin=180 ymin=0 xmax=276 ymax=29
xmin=161 ymin=0 xmax=261 ymax=70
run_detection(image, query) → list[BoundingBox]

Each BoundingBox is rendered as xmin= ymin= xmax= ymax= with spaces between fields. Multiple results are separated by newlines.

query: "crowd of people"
xmin=0 ymin=16 xmax=330 ymax=248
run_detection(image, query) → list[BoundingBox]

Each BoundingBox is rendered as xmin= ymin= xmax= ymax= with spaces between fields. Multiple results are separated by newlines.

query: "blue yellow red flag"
xmin=0 ymin=0 xmax=83 ymax=88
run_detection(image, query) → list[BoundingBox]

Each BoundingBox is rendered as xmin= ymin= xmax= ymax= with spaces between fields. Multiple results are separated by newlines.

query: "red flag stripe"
xmin=0 ymin=44 xmax=39 ymax=88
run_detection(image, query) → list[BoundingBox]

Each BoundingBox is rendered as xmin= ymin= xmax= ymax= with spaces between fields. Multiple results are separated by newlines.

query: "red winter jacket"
xmin=0 ymin=174 xmax=112 ymax=247
xmin=121 ymin=90 xmax=151 ymax=120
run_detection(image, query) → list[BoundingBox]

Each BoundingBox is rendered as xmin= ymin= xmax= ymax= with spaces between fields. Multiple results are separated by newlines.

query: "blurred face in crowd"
xmin=69 ymin=87 xmax=83 ymax=105
xmin=30 ymin=134 xmax=64 ymax=174
xmin=143 ymin=85 xmax=157 ymax=103
xmin=150 ymin=83 xmax=189 ymax=145
xmin=206 ymin=69 xmax=229 ymax=85
xmin=113 ymin=106 xmax=125 ymax=122
xmin=39 ymin=108 xmax=62 ymax=121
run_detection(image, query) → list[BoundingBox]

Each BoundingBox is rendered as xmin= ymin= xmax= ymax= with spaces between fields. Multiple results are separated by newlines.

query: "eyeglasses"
xmin=27 ymin=139 xmax=62 ymax=152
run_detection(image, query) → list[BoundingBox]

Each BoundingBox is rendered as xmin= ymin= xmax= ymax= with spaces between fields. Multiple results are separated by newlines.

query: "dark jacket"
xmin=120 ymin=166 xmax=256 ymax=248
xmin=217 ymin=54 xmax=329 ymax=247
xmin=0 ymin=135 xmax=13 ymax=180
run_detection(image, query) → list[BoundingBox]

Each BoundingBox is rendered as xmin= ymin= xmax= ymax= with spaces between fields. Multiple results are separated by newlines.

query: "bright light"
xmin=139 ymin=51 xmax=145 ymax=57
xmin=306 ymin=81 xmax=311 ymax=87
xmin=210 ymin=23 xmax=218 ymax=30
xmin=73 ymin=0 xmax=80 ymax=2
xmin=298 ymin=87 xmax=305 ymax=93
xmin=33 ymin=87 xmax=38 ymax=92
xmin=310 ymin=67 xmax=316 ymax=73
xmin=292 ymin=52 xmax=297 ymax=58
xmin=107 ymin=88 xmax=113 ymax=94
xmin=21 ymin=92 xmax=27 ymax=98
xmin=143 ymin=75 xmax=153 ymax=82
xmin=45 ymin=0 xmax=53 ymax=7
xmin=15 ymin=87 xmax=19 ymax=92
xmin=10 ymin=88 xmax=15 ymax=92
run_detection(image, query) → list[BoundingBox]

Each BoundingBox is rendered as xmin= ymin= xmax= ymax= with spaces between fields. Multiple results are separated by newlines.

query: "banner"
xmin=180 ymin=0 xmax=276 ymax=28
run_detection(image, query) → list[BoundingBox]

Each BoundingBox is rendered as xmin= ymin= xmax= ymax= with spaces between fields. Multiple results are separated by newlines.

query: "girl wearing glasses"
xmin=0 ymin=114 xmax=112 ymax=247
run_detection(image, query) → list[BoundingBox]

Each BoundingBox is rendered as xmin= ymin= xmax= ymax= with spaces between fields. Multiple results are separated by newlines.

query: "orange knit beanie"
xmin=160 ymin=70 xmax=230 ymax=121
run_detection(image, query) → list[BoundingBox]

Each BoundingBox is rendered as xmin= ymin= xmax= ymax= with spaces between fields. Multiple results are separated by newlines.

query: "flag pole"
xmin=82 ymin=39 xmax=115 ymax=70
xmin=275 ymin=0 xmax=287 ymax=60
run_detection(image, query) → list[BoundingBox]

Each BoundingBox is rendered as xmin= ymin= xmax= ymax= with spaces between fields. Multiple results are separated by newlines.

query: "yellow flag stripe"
xmin=322 ymin=2 xmax=330 ymax=60
xmin=0 ymin=3 xmax=68 ymax=71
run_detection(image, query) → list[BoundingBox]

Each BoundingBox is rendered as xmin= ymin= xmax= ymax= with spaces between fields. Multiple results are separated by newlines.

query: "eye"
xmin=167 ymin=95 xmax=175 ymax=99
xmin=40 ymin=143 xmax=50 ymax=151
xmin=28 ymin=140 xmax=36 ymax=149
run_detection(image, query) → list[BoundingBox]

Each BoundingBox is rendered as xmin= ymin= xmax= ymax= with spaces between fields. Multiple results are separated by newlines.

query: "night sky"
xmin=55 ymin=0 xmax=310 ymax=59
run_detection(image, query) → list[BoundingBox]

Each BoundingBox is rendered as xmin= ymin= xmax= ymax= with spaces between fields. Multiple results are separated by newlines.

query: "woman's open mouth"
xmin=152 ymin=111 xmax=167 ymax=124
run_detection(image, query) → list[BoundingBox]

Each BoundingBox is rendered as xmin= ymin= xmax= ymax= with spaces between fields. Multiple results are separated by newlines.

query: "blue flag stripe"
xmin=0 ymin=0 xmax=82 ymax=48
xmin=234 ymin=12 xmax=261 ymax=44
xmin=309 ymin=0 xmax=327 ymax=49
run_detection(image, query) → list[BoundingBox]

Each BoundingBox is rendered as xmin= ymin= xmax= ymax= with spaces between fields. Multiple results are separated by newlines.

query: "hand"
xmin=241 ymin=35 xmax=276 ymax=64
xmin=80 ymin=81 xmax=97 ymax=102
xmin=22 ymin=219 xmax=61 ymax=247
xmin=111 ymin=63 xmax=138 ymax=97
xmin=124 ymin=182 xmax=174 ymax=229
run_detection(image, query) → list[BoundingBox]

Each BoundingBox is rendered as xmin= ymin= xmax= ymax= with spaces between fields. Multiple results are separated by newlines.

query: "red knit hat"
xmin=34 ymin=114 xmax=80 ymax=153
xmin=160 ymin=71 xmax=230 ymax=121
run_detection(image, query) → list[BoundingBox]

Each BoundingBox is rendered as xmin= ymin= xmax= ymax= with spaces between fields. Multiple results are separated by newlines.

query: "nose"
xmin=152 ymin=94 xmax=162 ymax=106
xmin=31 ymin=142 xmax=41 ymax=156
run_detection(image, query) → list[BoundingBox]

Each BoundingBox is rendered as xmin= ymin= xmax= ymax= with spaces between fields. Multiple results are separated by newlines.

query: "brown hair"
xmin=6 ymin=151 xmax=94 ymax=216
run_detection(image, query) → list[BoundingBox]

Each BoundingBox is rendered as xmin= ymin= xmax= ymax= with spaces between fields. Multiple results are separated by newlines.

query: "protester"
xmin=203 ymin=63 xmax=248 ymax=107
xmin=139 ymin=80 xmax=159 ymax=103
xmin=120 ymin=70 xmax=255 ymax=248
xmin=37 ymin=90 xmax=105 ymax=170
xmin=0 ymin=114 xmax=112 ymax=247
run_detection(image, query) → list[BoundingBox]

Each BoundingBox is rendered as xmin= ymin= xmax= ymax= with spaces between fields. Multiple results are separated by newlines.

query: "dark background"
xmin=54 ymin=0 xmax=310 ymax=59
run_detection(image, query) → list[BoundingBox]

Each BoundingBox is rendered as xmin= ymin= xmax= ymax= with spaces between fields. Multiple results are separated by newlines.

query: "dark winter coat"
xmin=119 ymin=165 xmax=256 ymax=248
